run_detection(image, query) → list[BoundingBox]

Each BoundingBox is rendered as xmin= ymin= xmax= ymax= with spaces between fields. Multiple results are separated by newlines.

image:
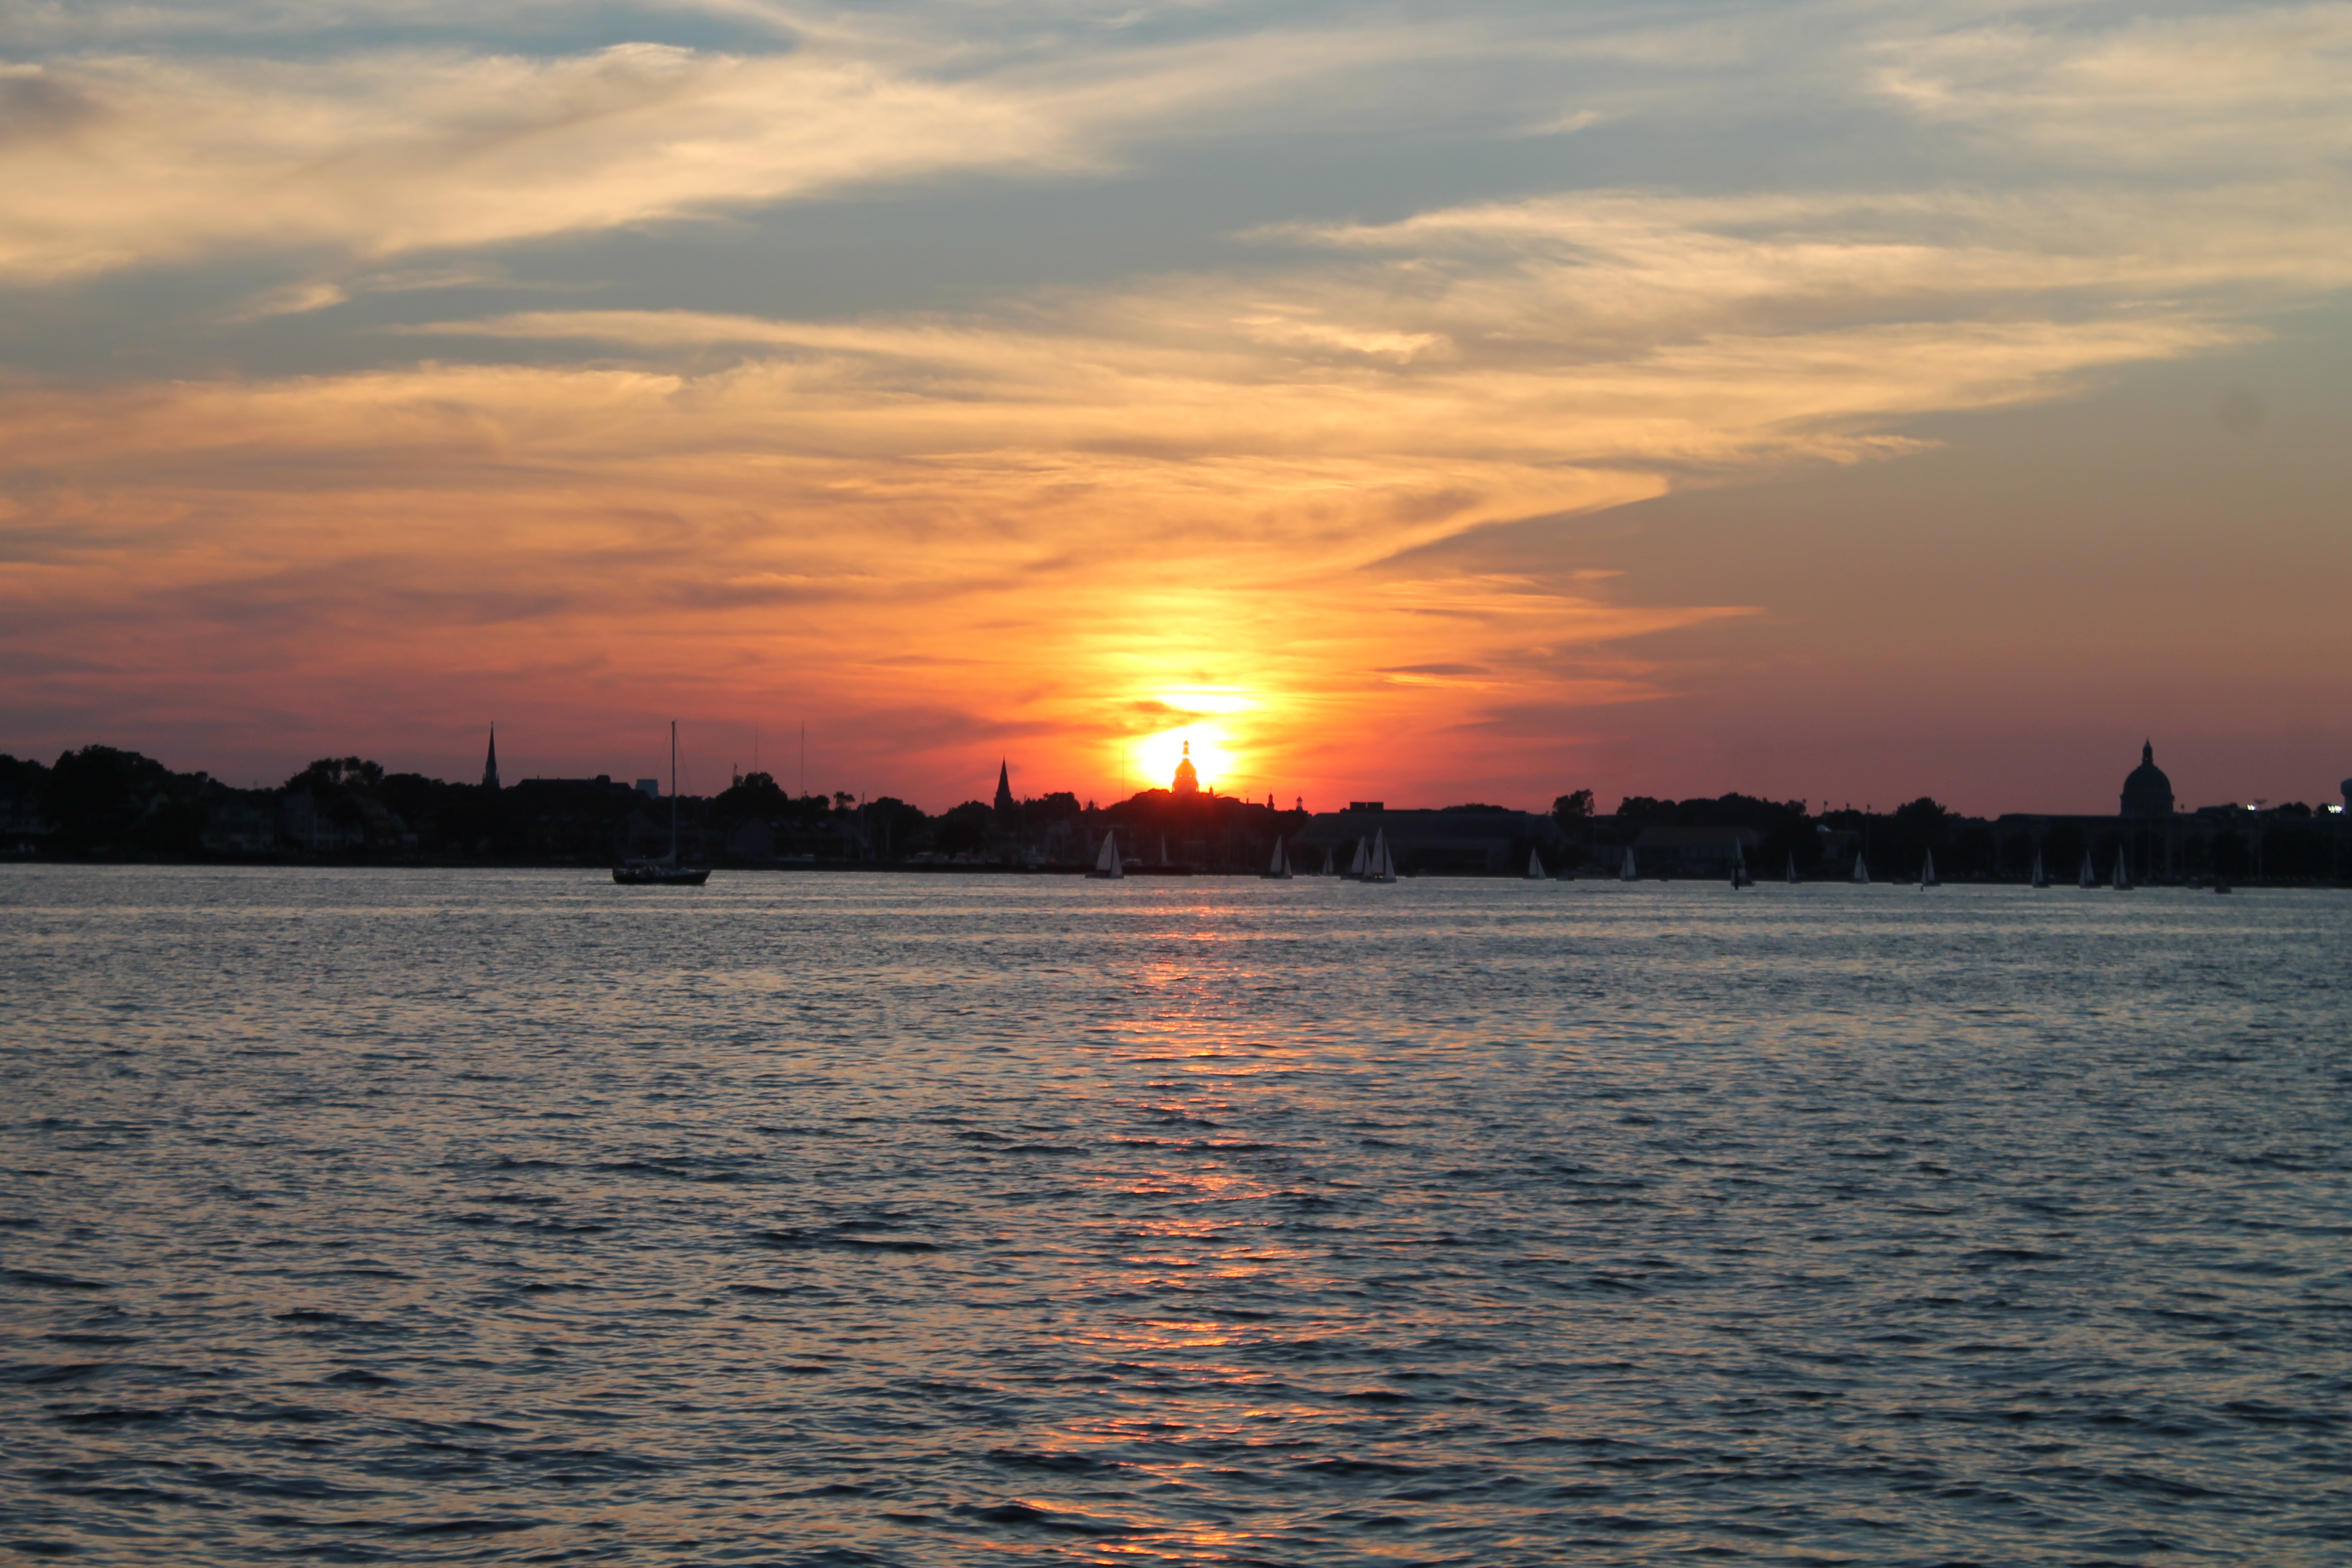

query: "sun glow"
xmin=1134 ymin=726 xmax=1234 ymax=796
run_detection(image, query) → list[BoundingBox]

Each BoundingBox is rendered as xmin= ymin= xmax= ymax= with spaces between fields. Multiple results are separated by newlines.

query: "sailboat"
xmin=1526 ymin=848 xmax=1547 ymax=880
xmin=1619 ymin=846 xmax=1638 ymax=882
xmin=2111 ymin=849 xmax=2132 ymax=891
xmin=614 ymin=721 xmax=711 ymax=885
xmin=1785 ymin=853 xmax=1800 ymax=884
xmin=1346 ymin=837 xmax=1370 ymax=880
xmin=1730 ymin=847 xmax=1751 ymax=889
xmin=1919 ymin=849 xmax=1939 ymax=888
xmin=1852 ymin=853 xmax=1870 ymax=885
xmin=2030 ymin=847 xmax=2048 ymax=888
xmin=1366 ymin=830 xmax=1398 ymax=883
xmin=1087 ymin=828 xmax=1124 ymax=879
xmin=1319 ymin=845 xmax=1335 ymax=876
xmin=2078 ymin=851 xmax=2095 ymax=889
xmin=1261 ymin=837 xmax=1293 ymax=880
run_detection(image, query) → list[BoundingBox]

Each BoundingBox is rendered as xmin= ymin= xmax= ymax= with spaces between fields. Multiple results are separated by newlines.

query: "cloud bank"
xmin=2 ymin=0 xmax=2348 ymax=802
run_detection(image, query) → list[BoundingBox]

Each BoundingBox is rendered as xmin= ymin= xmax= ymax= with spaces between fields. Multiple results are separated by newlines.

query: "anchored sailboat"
xmin=1526 ymin=848 xmax=1547 ymax=880
xmin=614 ymin=721 xmax=710 ymax=885
xmin=1919 ymin=849 xmax=1939 ymax=888
xmin=1088 ymin=828 xmax=1124 ymax=879
xmin=1262 ymin=837 xmax=1293 ymax=880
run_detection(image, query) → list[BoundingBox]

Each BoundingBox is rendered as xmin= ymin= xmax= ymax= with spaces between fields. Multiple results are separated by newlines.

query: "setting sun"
xmin=1135 ymin=726 xmax=1234 ymax=795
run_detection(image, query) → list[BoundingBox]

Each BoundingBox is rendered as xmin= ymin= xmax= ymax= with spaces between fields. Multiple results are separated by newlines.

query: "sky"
xmin=2 ymin=0 xmax=2347 ymax=815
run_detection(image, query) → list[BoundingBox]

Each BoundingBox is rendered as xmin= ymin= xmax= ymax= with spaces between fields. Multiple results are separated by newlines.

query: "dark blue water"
xmin=3 ymin=867 xmax=2348 ymax=1565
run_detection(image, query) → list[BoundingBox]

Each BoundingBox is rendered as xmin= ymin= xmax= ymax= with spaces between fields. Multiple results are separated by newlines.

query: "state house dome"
xmin=2120 ymin=741 xmax=2174 ymax=818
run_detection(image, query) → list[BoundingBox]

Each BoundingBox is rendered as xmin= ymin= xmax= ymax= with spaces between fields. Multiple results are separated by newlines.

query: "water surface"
xmin=3 ymin=868 xmax=2348 ymax=1565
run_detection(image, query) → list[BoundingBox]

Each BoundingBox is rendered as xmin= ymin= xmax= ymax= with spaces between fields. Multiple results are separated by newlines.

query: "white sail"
xmin=2112 ymin=850 xmax=2131 ymax=891
xmin=1265 ymin=837 xmax=1293 ymax=879
xmin=1366 ymin=830 xmax=1397 ymax=883
xmin=1852 ymin=853 xmax=1869 ymax=885
xmin=1093 ymin=829 xmax=1124 ymax=878
xmin=1526 ymin=848 xmax=1545 ymax=880
xmin=1732 ymin=847 xmax=1748 ymax=888
xmin=1348 ymin=837 xmax=1369 ymax=877
xmin=1320 ymin=845 xmax=1335 ymax=876
xmin=1786 ymin=853 xmax=1800 ymax=884
xmin=1620 ymin=846 xmax=1638 ymax=881
xmin=2030 ymin=847 xmax=2048 ymax=888
xmin=2078 ymin=851 xmax=2095 ymax=889
xmin=1920 ymin=849 xmax=1938 ymax=888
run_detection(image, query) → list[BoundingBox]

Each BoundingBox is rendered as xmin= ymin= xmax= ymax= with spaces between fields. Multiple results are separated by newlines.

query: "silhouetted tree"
xmin=934 ymin=801 xmax=994 ymax=858
xmin=284 ymin=757 xmax=383 ymax=794
xmin=46 ymin=746 xmax=211 ymax=856
xmin=712 ymin=771 xmax=790 ymax=825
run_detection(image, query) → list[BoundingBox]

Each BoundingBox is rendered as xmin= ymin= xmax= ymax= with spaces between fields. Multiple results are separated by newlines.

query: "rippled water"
xmin=3 ymin=867 xmax=2348 ymax=1566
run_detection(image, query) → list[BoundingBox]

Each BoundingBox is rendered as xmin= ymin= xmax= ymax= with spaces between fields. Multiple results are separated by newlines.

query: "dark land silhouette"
xmin=1 ymin=742 xmax=2345 ymax=883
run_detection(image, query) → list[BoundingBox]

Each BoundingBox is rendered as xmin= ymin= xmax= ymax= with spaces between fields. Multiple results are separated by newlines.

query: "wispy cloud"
xmin=0 ymin=45 xmax=1081 ymax=281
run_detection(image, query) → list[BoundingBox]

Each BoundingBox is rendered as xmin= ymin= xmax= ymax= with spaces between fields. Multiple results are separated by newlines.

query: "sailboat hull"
xmin=618 ymin=721 xmax=711 ymax=884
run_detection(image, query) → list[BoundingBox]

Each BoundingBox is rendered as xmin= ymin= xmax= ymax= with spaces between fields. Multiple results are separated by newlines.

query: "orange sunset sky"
xmin=3 ymin=0 xmax=2347 ymax=814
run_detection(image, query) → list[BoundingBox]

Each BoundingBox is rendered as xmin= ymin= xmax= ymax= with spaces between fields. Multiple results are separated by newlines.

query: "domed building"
xmin=2120 ymin=741 xmax=2174 ymax=818
xmin=1171 ymin=742 xmax=1200 ymax=799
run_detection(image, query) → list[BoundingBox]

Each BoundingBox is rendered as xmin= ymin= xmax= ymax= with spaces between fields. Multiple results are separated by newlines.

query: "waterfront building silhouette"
xmin=2121 ymin=741 xmax=2174 ymax=818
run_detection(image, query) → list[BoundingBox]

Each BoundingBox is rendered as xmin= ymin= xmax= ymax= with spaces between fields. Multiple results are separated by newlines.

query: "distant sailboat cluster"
xmin=1348 ymin=830 xmax=1398 ymax=883
xmin=1077 ymin=804 xmax=2161 ymax=895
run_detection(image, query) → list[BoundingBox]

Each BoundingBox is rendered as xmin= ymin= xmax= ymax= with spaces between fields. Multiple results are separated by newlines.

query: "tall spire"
xmin=482 ymin=725 xmax=500 ymax=791
xmin=993 ymin=758 xmax=1014 ymax=816
xmin=2142 ymin=739 xmax=2154 ymax=766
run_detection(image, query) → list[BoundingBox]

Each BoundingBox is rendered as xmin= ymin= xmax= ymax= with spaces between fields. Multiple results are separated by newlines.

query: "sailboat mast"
xmin=669 ymin=720 xmax=679 ymax=861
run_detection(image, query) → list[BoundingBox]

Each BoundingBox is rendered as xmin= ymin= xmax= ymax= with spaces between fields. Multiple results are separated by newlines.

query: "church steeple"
xmin=993 ymin=758 xmax=1014 ymax=816
xmin=482 ymin=725 xmax=500 ymax=791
